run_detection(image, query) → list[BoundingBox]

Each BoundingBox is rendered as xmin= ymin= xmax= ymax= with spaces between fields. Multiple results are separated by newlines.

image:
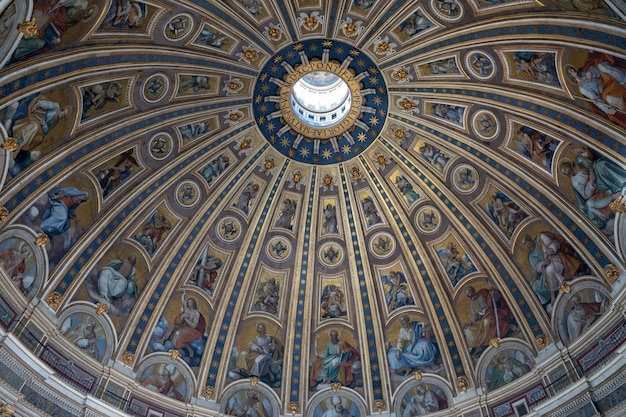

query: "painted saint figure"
xmin=381 ymin=270 xmax=414 ymax=310
xmin=559 ymin=145 xmax=626 ymax=237
xmin=321 ymin=284 xmax=346 ymax=319
xmin=362 ymin=196 xmax=382 ymax=226
xmin=0 ymin=243 xmax=34 ymax=295
xmin=64 ymin=318 xmax=100 ymax=360
xmin=234 ymin=323 xmax=283 ymax=384
xmin=140 ymin=365 xmax=184 ymax=401
xmin=462 ymin=286 xmax=516 ymax=356
xmin=402 ymin=384 xmax=447 ymax=416
xmin=387 ymin=315 xmax=438 ymax=375
xmin=40 ymin=187 xmax=89 ymax=236
xmin=3 ymin=95 xmax=70 ymax=176
xmin=395 ymin=176 xmax=420 ymax=204
xmin=252 ymin=278 xmax=280 ymax=314
xmin=566 ymin=294 xmax=607 ymax=342
xmin=275 ymin=198 xmax=297 ymax=230
xmin=310 ymin=330 xmax=361 ymax=389
xmin=322 ymin=204 xmax=338 ymax=234
xmin=134 ymin=211 xmax=171 ymax=255
xmin=566 ymin=53 xmax=626 ymax=128
xmin=488 ymin=353 xmax=531 ymax=391
xmin=97 ymin=253 xmax=138 ymax=304
xmin=167 ymin=297 xmax=206 ymax=355
xmin=234 ymin=182 xmax=260 ymax=214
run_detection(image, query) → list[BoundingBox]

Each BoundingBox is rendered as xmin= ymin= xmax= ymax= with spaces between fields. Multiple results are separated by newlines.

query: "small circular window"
xmin=290 ymin=71 xmax=352 ymax=128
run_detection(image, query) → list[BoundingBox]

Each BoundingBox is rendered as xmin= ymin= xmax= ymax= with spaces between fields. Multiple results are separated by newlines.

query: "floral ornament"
xmin=373 ymin=152 xmax=391 ymax=171
xmin=298 ymin=11 xmax=324 ymax=31
xmin=372 ymin=35 xmax=397 ymax=57
xmin=288 ymin=169 xmax=307 ymax=190
xmin=391 ymin=66 xmax=413 ymax=83
xmin=320 ymin=173 xmax=335 ymax=191
xmin=224 ymin=109 xmax=245 ymax=126
xmin=264 ymin=23 xmax=283 ymax=42
xmin=340 ymin=17 xmax=364 ymax=37
xmin=237 ymin=45 xmax=260 ymax=65
xmin=234 ymin=136 xmax=255 ymax=156
xmin=260 ymin=157 xmax=278 ymax=176
xmin=396 ymin=96 xmax=420 ymax=114
xmin=223 ymin=76 xmax=245 ymax=95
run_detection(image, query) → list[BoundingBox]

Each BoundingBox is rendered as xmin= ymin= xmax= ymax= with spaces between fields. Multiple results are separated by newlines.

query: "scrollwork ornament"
xmin=289 ymin=401 xmax=300 ymax=414
xmin=489 ymin=338 xmax=501 ymax=349
xmin=0 ymin=403 xmax=14 ymax=417
xmin=96 ymin=303 xmax=109 ymax=315
xmin=0 ymin=207 xmax=9 ymax=225
xmin=19 ymin=19 xmax=38 ymax=37
xmin=250 ymin=376 xmax=259 ymax=386
xmin=413 ymin=369 xmax=423 ymax=380
xmin=604 ymin=264 xmax=620 ymax=284
xmin=331 ymin=382 xmax=342 ymax=392
xmin=1 ymin=138 xmax=18 ymax=152
xmin=120 ymin=351 xmax=134 ymax=366
xmin=169 ymin=349 xmax=181 ymax=360
xmin=35 ymin=232 xmax=50 ymax=246
xmin=457 ymin=375 xmax=470 ymax=392
xmin=559 ymin=282 xmax=571 ymax=294
xmin=45 ymin=292 xmax=62 ymax=309
xmin=203 ymin=386 xmax=214 ymax=399
xmin=373 ymin=400 xmax=385 ymax=413
xmin=535 ymin=334 xmax=548 ymax=349
xmin=609 ymin=197 xmax=626 ymax=213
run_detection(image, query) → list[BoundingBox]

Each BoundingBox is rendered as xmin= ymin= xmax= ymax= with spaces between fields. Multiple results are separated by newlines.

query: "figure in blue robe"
xmin=40 ymin=187 xmax=89 ymax=236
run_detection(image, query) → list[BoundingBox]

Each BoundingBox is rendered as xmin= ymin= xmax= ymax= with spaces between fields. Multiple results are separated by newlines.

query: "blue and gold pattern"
xmin=253 ymin=39 xmax=388 ymax=165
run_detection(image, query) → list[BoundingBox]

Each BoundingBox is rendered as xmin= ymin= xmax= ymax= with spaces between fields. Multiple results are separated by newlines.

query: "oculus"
xmin=253 ymin=39 xmax=388 ymax=165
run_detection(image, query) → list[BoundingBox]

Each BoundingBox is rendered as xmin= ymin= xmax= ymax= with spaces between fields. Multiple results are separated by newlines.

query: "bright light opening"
xmin=290 ymin=71 xmax=352 ymax=128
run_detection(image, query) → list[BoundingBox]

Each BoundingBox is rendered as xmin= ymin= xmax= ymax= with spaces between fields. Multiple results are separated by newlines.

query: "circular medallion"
xmin=254 ymin=39 xmax=388 ymax=165
xmin=369 ymin=232 xmax=395 ymax=259
xmin=431 ymin=0 xmax=464 ymax=22
xmin=142 ymin=74 xmax=169 ymax=103
xmin=416 ymin=206 xmax=441 ymax=234
xmin=452 ymin=164 xmax=479 ymax=194
xmin=148 ymin=133 xmax=173 ymax=160
xmin=319 ymin=242 xmax=344 ymax=267
xmin=471 ymin=110 xmax=499 ymax=140
xmin=176 ymin=181 xmax=200 ymax=208
xmin=217 ymin=217 xmax=241 ymax=243
xmin=267 ymin=236 xmax=291 ymax=262
xmin=465 ymin=50 xmax=496 ymax=80
xmin=164 ymin=14 xmax=194 ymax=41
